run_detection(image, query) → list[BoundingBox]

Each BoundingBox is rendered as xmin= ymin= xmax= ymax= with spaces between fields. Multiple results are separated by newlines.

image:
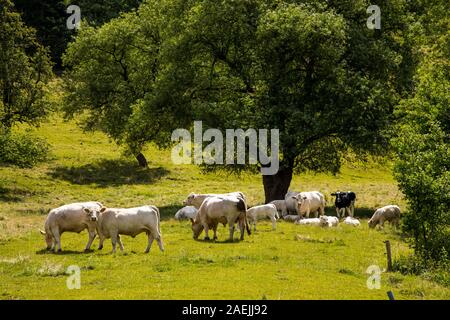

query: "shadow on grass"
xmin=159 ymin=204 xmax=184 ymax=221
xmin=35 ymin=248 xmax=92 ymax=255
xmin=47 ymin=159 xmax=169 ymax=187
xmin=0 ymin=186 xmax=35 ymax=203
xmin=324 ymin=206 xmax=374 ymax=218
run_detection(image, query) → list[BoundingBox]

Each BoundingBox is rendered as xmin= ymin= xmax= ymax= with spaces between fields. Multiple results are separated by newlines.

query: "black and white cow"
xmin=331 ymin=191 xmax=356 ymax=218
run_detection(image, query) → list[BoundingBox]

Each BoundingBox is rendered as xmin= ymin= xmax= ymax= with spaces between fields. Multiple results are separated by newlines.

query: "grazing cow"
xmin=247 ymin=204 xmax=279 ymax=231
xmin=40 ymin=202 xmax=105 ymax=253
xmin=97 ymin=205 xmax=164 ymax=253
xmin=190 ymin=196 xmax=250 ymax=241
xmin=343 ymin=216 xmax=360 ymax=227
xmin=282 ymin=215 xmax=302 ymax=223
xmin=319 ymin=216 xmax=339 ymax=227
xmin=183 ymin=192 xmax=246 ymax=209
xmin=368 ymin=205 xmax=401 ymax=229
xmin=284 ymin=191 xmax=300 ymax=215
xmin=331 ymin=191 xmax=356 ymax=218
xmin=269 ymin=200 xmax=288 ymax=217
xmin=294 ymin=191 xmax=326 ymax=218
xmin=294 ymin=218 xmax=321 ymax=226
xmin=174 ymin=206 xmax=198 ymax=220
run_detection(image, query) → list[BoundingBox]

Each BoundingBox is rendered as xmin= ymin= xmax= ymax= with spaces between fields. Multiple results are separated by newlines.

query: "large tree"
xmin=64 ymin=0 xmax=414 ymax=201
xmin=0 ymin=0 xmax=52 ymax=130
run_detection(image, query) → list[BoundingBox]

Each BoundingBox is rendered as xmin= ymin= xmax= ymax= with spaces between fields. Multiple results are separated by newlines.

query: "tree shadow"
xmin=324 ymin=206 xmax=374 ymax=218
xmin=0 ymin=186 xmax=38 ymax=203
xmin=47 ymin=159 xmax=169 ymax=187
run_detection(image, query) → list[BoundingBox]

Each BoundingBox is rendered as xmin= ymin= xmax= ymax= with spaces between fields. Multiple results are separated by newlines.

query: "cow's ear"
xmin=302 ymin=196 xmax=307 ymax=200
xmin=100 ymin=207 xmax=106 ymax=213
xmin=83 ymin=208 xmax=90 ymax=214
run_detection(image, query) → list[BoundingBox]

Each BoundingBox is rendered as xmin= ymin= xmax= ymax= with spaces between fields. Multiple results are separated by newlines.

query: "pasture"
xmin=0 ymin=115 xmax=449 ymax=299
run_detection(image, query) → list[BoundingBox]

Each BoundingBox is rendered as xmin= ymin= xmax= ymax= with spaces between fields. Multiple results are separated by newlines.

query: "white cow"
xmin=97 ymin=205 xmax=164 ymax=253
xmin=343 ymin=216 xmax=360 ymax=227
xmin=368 ymin=205 xmax=401 ymax=229
xmin=190 ymin=196 xmax=250 ymax=241
xmin=40 ymin=202 xmax=105 ymax=252
xmin=284 ymin=191 xmax=300 ymax=215
xmin=319 ymin=215 xmax=339 ymax=227
xmin=183 ymin=192 xmax=246 ymax=209
xmin=294 ymin=218 xmax=321 ymax=226
xmin=294 ymin=191 xmax=326 ymax=218
xmin=174 ymin=206 xmax=198 ymax=220
xmin=269 ymin=200 xmax=288 ymax=217
xmin=247 ymin=204 xmax=279 ymax=231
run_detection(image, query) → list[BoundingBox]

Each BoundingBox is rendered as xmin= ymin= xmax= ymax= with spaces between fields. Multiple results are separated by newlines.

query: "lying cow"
xmin=183 ymin=192 xmax=246 ymax=209
xmin=319 ymin=216 xmax=339 ymax=227
xmin=294 ymin=218 xmax=321 ymax=226
xmin=40 ymin=202 xmax=105 ymax=253
xmin=247 ymin=204 xmax=279 ymax=231
xmin=269 ymin=200 xmax=288 ymax=217
xmin=174 ymin=206 xmax=198 ymax=220
xmin=343 ymin=216 xmax=360 ymax=227
xmin=368 ymin=205 xmax=400 ymax=229
xmin=282 ymin=215 xmax=302 ymax=223
xmin=97 ymin=205 xmax=164 ymax=253
xmin=294 ymin=191 xmax=326 ymax=218
xmin=331 ymin=191 xmax=356 ymax=218
xmin=190 ymin=196 xmax=250 ymax=241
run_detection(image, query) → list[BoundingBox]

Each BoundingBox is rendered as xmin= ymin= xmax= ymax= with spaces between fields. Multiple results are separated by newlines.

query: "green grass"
xmin=0 ymin=114 xmax=449 ymax=300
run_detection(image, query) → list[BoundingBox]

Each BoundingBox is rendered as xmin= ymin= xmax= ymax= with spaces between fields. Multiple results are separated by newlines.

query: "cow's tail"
xmin=236 ymin=198 xmax=251 ymax=236
xmin=152 ymin=206 xmax=161 ymax=234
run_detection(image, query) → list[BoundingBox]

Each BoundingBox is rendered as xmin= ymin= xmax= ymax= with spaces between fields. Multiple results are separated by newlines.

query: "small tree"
xmin=0 ymin=0 xmax=52 ymax=130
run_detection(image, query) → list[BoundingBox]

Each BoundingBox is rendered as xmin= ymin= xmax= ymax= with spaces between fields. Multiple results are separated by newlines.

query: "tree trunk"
xmin=262 ymin=166 xmax=293 ymax=203
xmin=136 ymin=152 xmax=148 ymax=168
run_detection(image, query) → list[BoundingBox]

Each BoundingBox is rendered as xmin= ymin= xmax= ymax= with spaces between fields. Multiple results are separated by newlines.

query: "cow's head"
xmin=83 ymin=207 xmax=106 ymax=222
xmin=294 ymin=194 xmax=307 ymax=205
xmin=319 ymin=216 xmax=329 ymax=227
xmin=368 ymin=219 xmax=376 ymax=229
xmin=40 ymin=230 xmax=53 ymax=249
xmin=183 ymin=193 xmax=196 ymax=206
xmin=190 ymin=218 xmax=204 ymax=239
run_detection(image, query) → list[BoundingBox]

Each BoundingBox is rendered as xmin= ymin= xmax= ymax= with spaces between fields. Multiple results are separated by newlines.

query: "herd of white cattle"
xmin=40 ymin=190 xmax=401 ymax=253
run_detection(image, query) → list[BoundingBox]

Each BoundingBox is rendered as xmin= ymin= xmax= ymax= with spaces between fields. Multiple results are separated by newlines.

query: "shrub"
xmin=0 ymin=131 xmax=50 ymax=168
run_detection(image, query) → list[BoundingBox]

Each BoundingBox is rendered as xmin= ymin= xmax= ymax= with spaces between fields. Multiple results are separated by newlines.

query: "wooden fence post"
xmin=385 ymin=240 xmax=392 ymax=272
xmin=387 ymin=291 xmax=395 ymax=300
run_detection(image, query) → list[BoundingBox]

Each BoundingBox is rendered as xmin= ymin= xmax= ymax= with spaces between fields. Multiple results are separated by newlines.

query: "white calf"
xmin=247 ymin=204 xmax=279 ymax=231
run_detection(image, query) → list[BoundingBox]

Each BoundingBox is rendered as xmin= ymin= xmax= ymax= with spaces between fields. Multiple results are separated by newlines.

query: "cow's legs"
xmin=239 ymin=219 xmax=245 ymax=240
xmin=52 ymin=228 xmax=61 ymax=253
xmin=145 ymin=232 xmax=154 ymax=253
xmin=98 ymin=235 xmax=105 ymax=250
xmin=111 ymin=232 xmax=119 ymax=253
xmin=117 ymin=235 xmax=124 ymax=252
xmin=156 ymin=234 xmax=164 ymax=252
xmin=203 ymin=224 xmax=210 ymax=240
xmin=228 ymin=222 xmax=235 ymax=241
xmin=271 ymin=216 xmax=277 ymax=230
xmin=350 ymin=203 xmax=355 ymax=217
xmin=84 ymin=230 xmax=96 ymax=251
xmin=212 ymin=224 xmax=218 ymax=240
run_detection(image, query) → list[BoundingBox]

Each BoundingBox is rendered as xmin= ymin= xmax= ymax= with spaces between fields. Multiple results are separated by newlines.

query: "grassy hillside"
xmin=0 ymin=115 xmax=448 ymax=299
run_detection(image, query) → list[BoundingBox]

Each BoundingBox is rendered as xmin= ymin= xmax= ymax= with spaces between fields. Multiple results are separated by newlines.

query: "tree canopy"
xmin=0 ymin=0 xmax=52 ymax=130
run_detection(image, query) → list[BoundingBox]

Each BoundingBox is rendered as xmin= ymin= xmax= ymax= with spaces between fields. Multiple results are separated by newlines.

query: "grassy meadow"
xmin=0 ymin=115 xmax=449 ymax=300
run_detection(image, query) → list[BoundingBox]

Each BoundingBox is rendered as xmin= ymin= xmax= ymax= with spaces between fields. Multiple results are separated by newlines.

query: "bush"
xmin=0 ymin=131 xmax=50 ymax=168
xmin=393 ymin=253 xmax=450 ymax=288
